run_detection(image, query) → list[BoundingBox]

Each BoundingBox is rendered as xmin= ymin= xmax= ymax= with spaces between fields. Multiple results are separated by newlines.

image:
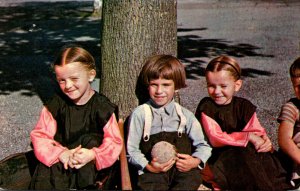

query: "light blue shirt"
xmin=127 ymin=99 xmax=212 ymax=171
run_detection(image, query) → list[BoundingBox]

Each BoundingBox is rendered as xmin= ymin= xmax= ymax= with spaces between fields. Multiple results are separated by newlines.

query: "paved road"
xmin=0 ymin=0 xmax=299 ymax=160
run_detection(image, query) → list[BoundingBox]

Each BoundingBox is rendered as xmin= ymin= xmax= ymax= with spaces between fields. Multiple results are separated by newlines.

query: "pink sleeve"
xmin=92 ymin=113 xmax=123 ymax=170
xmin=201 ymin=112 xmax=266 ymax=147
xmin=242 ymin=112 xmax=266 ymax=136
xmin=30 ymin=107 xmax=66 ymax=167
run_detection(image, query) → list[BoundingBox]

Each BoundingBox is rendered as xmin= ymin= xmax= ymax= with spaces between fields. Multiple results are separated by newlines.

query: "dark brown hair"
xmin=140 ymin=55 xmax=186 ymax=90
xmin=205 ymin=55 xmax=241 ymax=81
xmin=289 ymin=57 xmax=300 ymax=78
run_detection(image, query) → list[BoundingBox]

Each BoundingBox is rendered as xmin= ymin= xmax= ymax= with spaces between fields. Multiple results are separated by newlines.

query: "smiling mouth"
xmin=214 ymin=96 xmax=223 ymax=99
xmin=65 ymin=90 xmax=76 ymax=94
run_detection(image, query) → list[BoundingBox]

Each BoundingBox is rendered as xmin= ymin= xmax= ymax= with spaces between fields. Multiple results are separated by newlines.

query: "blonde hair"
xmin=53 ymin=46 xmax=96 ymax=71
xmin=140 ymin=55 xmax=187 ymax=90
xmin=205 ymin=55 xmax=241 ymax=81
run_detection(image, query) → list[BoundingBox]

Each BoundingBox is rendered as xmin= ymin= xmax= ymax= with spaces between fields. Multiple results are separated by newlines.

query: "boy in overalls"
xmin=127 ymin=55 xmax=212 ymax=190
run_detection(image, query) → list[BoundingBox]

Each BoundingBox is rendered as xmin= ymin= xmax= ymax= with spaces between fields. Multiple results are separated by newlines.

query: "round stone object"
xmin=151 ymin=141 xmax=177 ymax=164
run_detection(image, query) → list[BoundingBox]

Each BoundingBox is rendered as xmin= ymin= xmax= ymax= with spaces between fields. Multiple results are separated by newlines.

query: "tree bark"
xmin=101 ymin=0 xmax=177 ymax=119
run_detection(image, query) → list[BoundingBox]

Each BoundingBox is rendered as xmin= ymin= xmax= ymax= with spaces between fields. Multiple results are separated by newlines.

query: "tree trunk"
xmin=101 ymin=0 xmax=177 ymax=119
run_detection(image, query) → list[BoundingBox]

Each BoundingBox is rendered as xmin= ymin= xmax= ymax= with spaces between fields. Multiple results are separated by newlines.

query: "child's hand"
xmin=59 ymin=150 xmax=70 ymax=169
xmin=176 ymin=153 xmax=200 ymax=172
xmin=256 ymin=134 xmax=273 ymax=153
xmin=71 ymin=148 xmax=96 ymax=169
xmin=249 ymin=133 xmax=272 ymax=152
xmin=67 ymin=145 xmax=82 ymax=168
xmin=146 ymin=158 xmax=175 ymax=173
xmin=249 ymin=133 xmax=264 ymax=151
xmin=59 ymin=146 xmax=82 ymax=169
xmin=59 ymin=148 xmax=78 ymax=170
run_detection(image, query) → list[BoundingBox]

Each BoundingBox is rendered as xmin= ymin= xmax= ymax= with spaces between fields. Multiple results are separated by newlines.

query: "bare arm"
xmin=278 ymin=121 xmax=300 ymax=164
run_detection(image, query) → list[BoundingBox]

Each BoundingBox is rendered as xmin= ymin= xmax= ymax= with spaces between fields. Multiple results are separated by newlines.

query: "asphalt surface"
xmin=0 ymin=0 xmax=299 ymax=160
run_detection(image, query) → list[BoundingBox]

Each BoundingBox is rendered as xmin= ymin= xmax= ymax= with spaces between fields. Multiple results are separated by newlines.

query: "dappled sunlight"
xmin=177 ymin=29 xmax=274 ymax=79
xmin=0 ymin=1 xmax=281 ymax=102
xmin=0 ymin=1 xmax=100 ymax=103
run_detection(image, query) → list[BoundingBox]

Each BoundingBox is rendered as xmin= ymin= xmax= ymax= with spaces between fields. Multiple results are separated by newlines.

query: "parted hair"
xmin=53 ymin=45 xmax=96 ymax=71
xmin=140 ymin=54 xmax=187 ymax=90
xmin=206 ymin=55 xmax=241 ymax=81
xmin=289 ymin=57 xmax=300 ymax=78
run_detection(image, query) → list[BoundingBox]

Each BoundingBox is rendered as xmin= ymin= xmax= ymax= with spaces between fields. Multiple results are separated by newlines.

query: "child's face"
xmin=206 ymin=70 xmax=242 ymax=105
xmin=148 ymin=77 xmax=175 ymax=107
xmin=54 ymin=62 xmax=96 ymax=105
xmin=291 ymin=77 xmax=300 ymax=99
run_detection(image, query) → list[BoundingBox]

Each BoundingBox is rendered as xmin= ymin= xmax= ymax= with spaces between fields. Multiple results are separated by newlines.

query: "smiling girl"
xmin=195 ymin=55 xmax=291 ymax=190
xmin=29 ymin=45 xmax=122 ymax=190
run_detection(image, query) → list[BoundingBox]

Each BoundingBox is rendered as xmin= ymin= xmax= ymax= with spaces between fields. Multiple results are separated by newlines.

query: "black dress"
xmin=30 ymin=92 xmax=118 ymax=190
xmin=195 ymin=96 xmax=291 ymax=190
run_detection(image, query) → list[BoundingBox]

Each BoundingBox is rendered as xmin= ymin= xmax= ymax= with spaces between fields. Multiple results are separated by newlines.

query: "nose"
xmin=156 ymin=85 xmax=163 ymax=94
xmin=65 ymin=79 xmax=72 ymax=89
xmin=214 ymin=86 xmax=221 ymax=95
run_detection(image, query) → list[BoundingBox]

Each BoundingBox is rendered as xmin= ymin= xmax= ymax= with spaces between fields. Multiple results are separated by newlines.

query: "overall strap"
xmin=143 ymin=104 xmax=152 ymax=142
xmin=142 ymin=103 xmax=187 ymax=141
xmin=174 ymin=102 xmax=186 ymax=137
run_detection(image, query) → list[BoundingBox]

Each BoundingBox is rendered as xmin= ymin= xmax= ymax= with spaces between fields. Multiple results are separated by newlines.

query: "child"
xmin=278 ymin=57 xmax=300 ymax=188
xmin=127 ymin=54 xmax=212 ymax=190
xmin=29 ymin=45 xmax=123 ymax=190
xmin=195 ymin=55 xmax=291 ymax=190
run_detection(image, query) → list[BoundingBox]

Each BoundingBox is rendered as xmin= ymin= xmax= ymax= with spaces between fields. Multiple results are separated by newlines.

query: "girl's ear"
xmin=89 ymin=69 xmax=96 ymax=82
xmin=234 ymin=79 xmax=242 ymax=92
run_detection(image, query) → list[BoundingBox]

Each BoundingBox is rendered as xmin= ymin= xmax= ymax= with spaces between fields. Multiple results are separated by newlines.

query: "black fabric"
xmin=138 ymin=167 xmax=201 ymax=190
xmin=29 ymin=159 xmax=120 ymax=190
xmin=138 ymin=131 xmax=202 ymax=190
xmin=140 ymin=132 xmax=192 ymax=162
xmin=45 ymin=92 xmax=117 ymax=147
xmin=195 ymin=96 xmax=292 ymax=190
xmin=30 ymin=92 xmax=119 ymax=190
xmin=196 ymin=97 xmax=256 ymax=133
xmin=30 ymin=134 xmax=100 ymax=189
xmin=210 ymin=145 xmax=290 ymax=190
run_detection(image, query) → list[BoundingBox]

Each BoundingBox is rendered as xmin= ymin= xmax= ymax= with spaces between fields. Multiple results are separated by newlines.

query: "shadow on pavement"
xmin=0 ymin=1 xmax=100 ymax=103
xmin=178 ymin=28 xmax=274 ymax=79
xmin=0 ymin=1 xmax=275 ymax=103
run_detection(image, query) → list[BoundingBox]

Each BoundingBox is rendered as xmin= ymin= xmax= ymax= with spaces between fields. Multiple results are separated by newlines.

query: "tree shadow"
xmin=0 ymin=3 xmax=276 ymax=103
xmin=177 ymin=30 xmax=274 ymax=79
xmin=0 ymin=1 xmax=100 ymax=103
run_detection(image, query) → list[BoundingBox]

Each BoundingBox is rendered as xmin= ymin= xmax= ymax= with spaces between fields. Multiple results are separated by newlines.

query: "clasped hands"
xmin=146 ymin=153 xmax=200 ymax=173
xmin=58 ymin=145 xmax=96 ymax=170
xmin=249 ymin=133 xmax=273 ymax=153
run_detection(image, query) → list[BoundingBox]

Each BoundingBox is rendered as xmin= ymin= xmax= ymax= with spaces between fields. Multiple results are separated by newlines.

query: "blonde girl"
xmin=30 ymin=45 xmax=122 ymax=190
xmin=195 ymin=55 xmax=291 ymax=190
